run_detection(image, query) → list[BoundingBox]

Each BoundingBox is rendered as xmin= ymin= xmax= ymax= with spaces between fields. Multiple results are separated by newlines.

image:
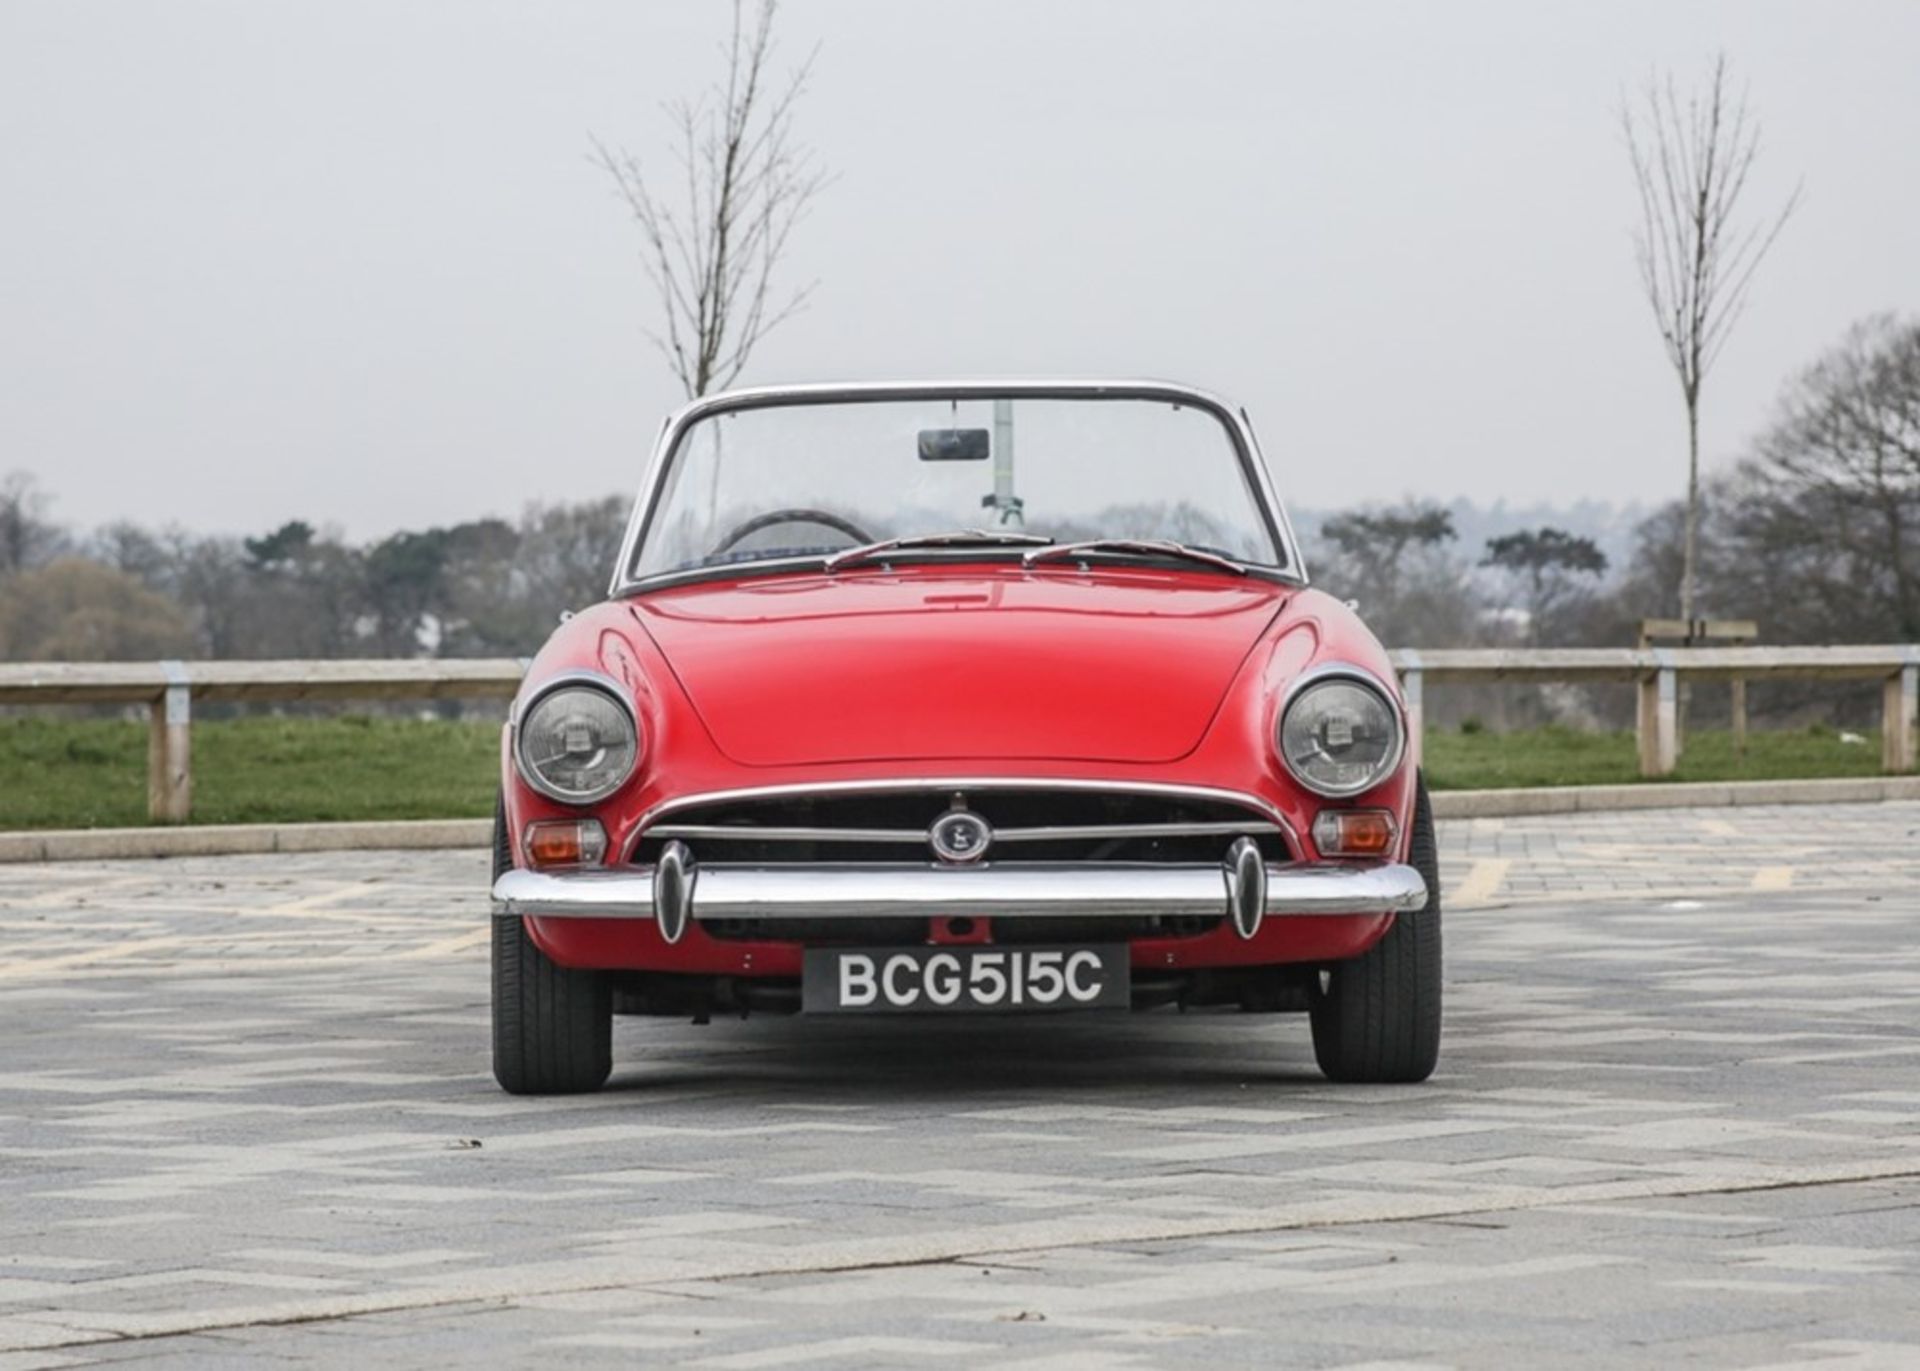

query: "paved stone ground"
xmin=1 ymin=802 xmax=1918 ymax=1369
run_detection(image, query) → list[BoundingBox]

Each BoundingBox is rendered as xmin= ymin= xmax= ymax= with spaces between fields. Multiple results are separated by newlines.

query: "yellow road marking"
xmin=0 ymin=935 xmax=195 ymax=978
xmin=0 ymin=953 xmax=438 ymax=980
xmin=1750 ymin=866 xmax=1795 ymax=892
xmin=226 ymin=906 xmax=456 ymax=928
xmin=259 ymin=881 xmax=386 ymax=916
xmin=399 ymin=928 xmax=491 ymax=959
xmin=1452 ymin=858 xmax=1513 ymax=907
xmin=0 ymin=922 xmax=477 ymax=978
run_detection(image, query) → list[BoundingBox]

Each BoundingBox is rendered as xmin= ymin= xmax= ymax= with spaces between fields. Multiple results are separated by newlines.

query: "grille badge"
xmin=929 ymin=808 xmax=993 ymax=864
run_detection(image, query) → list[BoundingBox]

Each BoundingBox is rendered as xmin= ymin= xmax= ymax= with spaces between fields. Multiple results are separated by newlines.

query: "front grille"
xmin=630 ymin=785 xmax=1290 ymax=867
xmin=632 ymin=785 xmax=1285 ymax=947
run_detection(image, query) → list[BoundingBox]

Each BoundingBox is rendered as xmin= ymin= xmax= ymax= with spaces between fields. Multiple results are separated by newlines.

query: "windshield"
xmin=628 ymin=394 xmax=1287 ymax=580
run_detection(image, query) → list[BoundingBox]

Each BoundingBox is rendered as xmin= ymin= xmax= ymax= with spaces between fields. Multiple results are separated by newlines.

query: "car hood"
xmin=631 ymin=567 xmax=1289 ymax=766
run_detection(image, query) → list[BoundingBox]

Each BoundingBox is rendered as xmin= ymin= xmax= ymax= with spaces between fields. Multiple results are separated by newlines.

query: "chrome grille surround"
xmin=625 ymin=778 xmax=1294 ymax=869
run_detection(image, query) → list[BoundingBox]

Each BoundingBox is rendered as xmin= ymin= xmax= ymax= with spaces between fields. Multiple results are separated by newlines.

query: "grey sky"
xmin=3 ymin=0 xmax=1915 ymax=542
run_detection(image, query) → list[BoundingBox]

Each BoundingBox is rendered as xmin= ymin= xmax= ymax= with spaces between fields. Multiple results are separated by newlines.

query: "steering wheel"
xmin=711 ymin=508 xmax=876 ymax=555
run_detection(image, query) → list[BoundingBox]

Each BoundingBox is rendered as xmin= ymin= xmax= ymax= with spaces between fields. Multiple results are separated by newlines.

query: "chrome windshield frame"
xmin=606 ymin=379 xmax=1310 ymax=598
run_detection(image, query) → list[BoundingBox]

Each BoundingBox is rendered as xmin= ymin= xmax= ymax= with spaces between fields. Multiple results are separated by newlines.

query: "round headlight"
xmin=515 ymin=681 xmax=640 ymax=805
xmin=1278 ymin=673 xmax=1403 ymax=798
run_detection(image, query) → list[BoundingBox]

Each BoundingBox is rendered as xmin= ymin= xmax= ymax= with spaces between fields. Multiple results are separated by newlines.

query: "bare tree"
xmin=1319 ymin=503 xmax=1458 ymax=608
xmin=0 ymin=471 xmax=67 ymax=576
xmin=594 ymin=0 xmax=827 ymax=399
xmin=1311 ymin=502 xmax=1485 ymax=648
xmin=1481 ymin=527 xmax=1609 ymax=644
xmin=1622 ymin=53 xmax=1800 ymax=622
xmin=0 ymin=560 xmax=193 ymax=661
xmin=1741 ymin=315 xmax=1920 ymax=640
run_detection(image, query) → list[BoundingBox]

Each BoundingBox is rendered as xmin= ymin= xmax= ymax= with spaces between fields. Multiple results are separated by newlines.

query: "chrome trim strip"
xmin=607 ymin=379 xmax=1305 ymax=599
xmin=994 ymin=821 xmax=1283 ymax=841
xmin=491 ymin=861 xmax=1427 ymax=922
xmin=648 ymin=824 xmax=928 ymax=844
xmin=644 ymin=820 xmax=1286 ymax=844
xmin=622 ymin=777 xmax=1301 ymax=862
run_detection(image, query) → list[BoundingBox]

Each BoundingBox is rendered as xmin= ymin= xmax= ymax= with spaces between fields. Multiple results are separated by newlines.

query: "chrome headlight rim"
xmin=512 ymin=671 xmax=642 ymax=806
xmin=1276 ymin=663 xmax=1406 ymax=799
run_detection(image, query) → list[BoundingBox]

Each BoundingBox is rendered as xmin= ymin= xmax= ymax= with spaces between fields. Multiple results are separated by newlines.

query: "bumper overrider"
xmin=491 ymin=838 xmax=1429 ymax=944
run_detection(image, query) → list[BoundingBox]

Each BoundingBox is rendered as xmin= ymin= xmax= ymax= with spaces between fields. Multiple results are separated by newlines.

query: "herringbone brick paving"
xmin=2 ymin=803 xmax=1917 ymax=1367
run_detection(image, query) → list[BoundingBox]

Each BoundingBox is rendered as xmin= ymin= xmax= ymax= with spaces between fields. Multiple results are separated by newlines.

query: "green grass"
xmin=0 ymin=716 xmax=1895 ymax=830
xmin=0 ymin=715 xmax=500 ymax=830
xmin=1422 ymin=723 xmax=1887 ymax=791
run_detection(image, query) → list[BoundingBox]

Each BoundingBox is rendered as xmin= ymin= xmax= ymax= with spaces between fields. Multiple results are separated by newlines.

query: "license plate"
xmin=801 ymin=945 xmax=1130 ymax=1014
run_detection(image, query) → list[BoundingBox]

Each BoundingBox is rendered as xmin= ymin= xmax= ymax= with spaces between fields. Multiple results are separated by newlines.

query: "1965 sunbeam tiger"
xmin=490 ymin=380 xmax=1438 ymax=1093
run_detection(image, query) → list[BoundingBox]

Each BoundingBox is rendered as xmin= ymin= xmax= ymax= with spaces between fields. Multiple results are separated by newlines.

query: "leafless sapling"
xmin=594 ymin=0 xmax=828 ymax=400
xmin=1622 ymin=53 xmax=1801 ymax=623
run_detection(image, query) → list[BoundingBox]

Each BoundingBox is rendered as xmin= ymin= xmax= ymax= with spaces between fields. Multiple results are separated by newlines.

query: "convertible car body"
xmin=491 ymin=380 xmax=1440 ymax=1093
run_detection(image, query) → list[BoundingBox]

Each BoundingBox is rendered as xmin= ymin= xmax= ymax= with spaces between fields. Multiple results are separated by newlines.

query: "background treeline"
xmin=0 ymin=493 xmax=626 ymax=662
xmin=1304 ymin=314 xmax=1919 ymax=656
xmin=3 ymin=316 xmax=1915 ymax=725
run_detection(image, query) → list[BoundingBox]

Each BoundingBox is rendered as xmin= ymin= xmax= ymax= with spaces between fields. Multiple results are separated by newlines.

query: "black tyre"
xmin=491 ymin=792 xmax=612 ymax=1095
xmin=1308 ymin=775 xmax=1442 ymax=1083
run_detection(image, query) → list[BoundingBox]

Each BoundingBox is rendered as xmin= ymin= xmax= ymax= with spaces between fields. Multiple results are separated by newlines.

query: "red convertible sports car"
xmin=491 ymin=380 xmax=1438 ymax=1093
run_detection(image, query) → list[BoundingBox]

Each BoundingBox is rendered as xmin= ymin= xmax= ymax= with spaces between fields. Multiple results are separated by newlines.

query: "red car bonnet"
xmin=632 ymin=563 xmax=1291 ymax=766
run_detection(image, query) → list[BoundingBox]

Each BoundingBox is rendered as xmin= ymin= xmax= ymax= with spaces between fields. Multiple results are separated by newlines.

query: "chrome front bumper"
xmin=491 ymin=845 xmax=1428 ymax=944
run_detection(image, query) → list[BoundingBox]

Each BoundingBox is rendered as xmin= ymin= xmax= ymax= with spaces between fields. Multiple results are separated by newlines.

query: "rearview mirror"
xmin=917 ymin=428 xmax=990 ymax=462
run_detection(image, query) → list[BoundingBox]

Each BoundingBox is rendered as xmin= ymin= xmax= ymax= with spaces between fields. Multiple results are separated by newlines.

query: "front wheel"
xmin=490 ymin=793 xmax=611 ymax=1095
xmin=1308 ymin=775 xmax=1442 ymax=1083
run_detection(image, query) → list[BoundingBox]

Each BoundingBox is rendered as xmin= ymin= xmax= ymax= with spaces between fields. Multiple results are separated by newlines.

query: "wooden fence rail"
xmin=0 ymin=659 xmax=524 ymax=823
xmin=1 ymin=647 xmax=1915 ymax=823
xmin=1388 ymin=646 xmax=1920 ymax=781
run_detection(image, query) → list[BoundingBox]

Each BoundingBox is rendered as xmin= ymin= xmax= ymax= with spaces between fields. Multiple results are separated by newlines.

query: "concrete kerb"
xmin=1428 ymin=774 xmax=1920 ymax=819
xmin=2 ymin=775 xmax=1916 ymax=863
xmin=0 ymin=818 xmax=489 ymax=864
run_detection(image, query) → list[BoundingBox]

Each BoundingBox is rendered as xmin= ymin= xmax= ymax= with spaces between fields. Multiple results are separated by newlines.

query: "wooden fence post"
xmin=147 ymin=661 xmax=192 ymax=823
xmin=1884 ymin=659 xmax=1918 ymax=774
xmin=1730 ymin=677 xmax=1748 ymax=756
xmin=1397 ymin=651 xmax=1425 ymax=767
xmin=1637 ymin=654 xmax=1677 ymax=777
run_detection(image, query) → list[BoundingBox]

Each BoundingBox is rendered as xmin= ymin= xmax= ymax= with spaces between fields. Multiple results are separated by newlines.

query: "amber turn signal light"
xmin=1311 ymin=808 xmax=1397 ymax=858
xmin=523 ymin=818 xmax=608 ymax=869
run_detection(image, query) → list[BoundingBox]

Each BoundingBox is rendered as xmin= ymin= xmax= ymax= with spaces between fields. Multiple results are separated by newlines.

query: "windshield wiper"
xmin=1022 ymin=538 xmax=1248 ymax=575
xmin=824 ymin=528 xmax=1053 ymax=572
